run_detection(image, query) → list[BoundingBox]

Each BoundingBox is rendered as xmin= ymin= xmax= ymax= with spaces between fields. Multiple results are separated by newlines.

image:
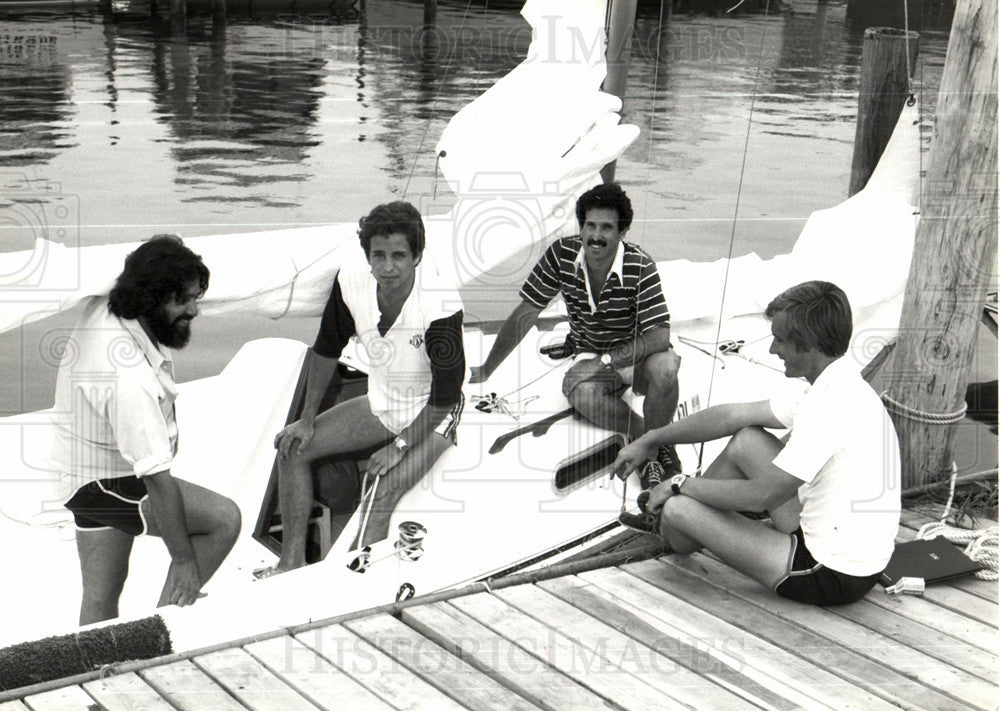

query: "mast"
xmin=600 ymin=0 xmax=638 ymax=183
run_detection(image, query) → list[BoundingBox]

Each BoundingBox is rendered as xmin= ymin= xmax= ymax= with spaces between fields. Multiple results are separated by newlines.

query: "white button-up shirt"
xmin=49 ymin=297 xmax=178 ymax=497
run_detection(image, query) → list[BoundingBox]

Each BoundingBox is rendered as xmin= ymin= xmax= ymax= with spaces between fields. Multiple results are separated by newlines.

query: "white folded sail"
xmin=0 ymin=0 xmax=639 ymax=333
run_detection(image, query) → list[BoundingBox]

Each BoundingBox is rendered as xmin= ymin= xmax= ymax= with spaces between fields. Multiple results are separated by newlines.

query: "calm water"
xmin=0 ymin=0 xmax=950 ymax=413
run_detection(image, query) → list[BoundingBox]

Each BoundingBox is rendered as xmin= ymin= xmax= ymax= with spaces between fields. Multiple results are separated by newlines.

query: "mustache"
xmin=586 ymin=239 xmax=607 ymax=248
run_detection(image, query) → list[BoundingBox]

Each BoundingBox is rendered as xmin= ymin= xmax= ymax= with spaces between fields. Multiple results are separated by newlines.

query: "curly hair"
xmin=108 ymin=234 xmax=210 ymax=320
xmin=575 ymin=183 xmax=633 ymax=233
xmin=357 ymin=201 xmax=425 ymax=258
xmin=765 ymin=280 xmax=852 ymax=357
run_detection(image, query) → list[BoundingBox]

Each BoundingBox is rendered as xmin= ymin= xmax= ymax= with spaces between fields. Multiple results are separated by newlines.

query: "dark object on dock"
xmin=0 ymin=615 xmax=171 ymax=691
xmin=965 ymin=380 xmax=998 ymax=433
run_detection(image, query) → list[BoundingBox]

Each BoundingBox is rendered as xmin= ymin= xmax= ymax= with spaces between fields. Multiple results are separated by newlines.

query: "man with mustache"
xmin=471 ymin=183 xmax=681 ymax=489
xmin=50 ymin=235 xmax=241 ymax=624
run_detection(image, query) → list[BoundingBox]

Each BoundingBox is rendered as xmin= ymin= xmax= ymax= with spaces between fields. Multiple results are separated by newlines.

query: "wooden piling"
xmin=423 ymin=0 xmax=437 ymax=27
xmin=170 ymin=0 xmax=186 ymax=32
xmin=877 ymin=0 xmax=997 ymax=490
xmin=849 ymin=27 xmax=919 ymax=196
xmin=600 ymin=0 xmax=638 ymax=184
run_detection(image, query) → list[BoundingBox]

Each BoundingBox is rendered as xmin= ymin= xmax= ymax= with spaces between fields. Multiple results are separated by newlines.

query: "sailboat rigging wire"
xmin=402 ymin=0 xmax=478 ymax=200
xmin=494 ymin=353 xmax=575 ymax=403
xmin=625 ymin=0 xmax=669 ymax=447
xmin=706 ymin=0 xmax=772 ymax=416
xmin=903 ymin=0 xmax=914 ymax=96
xmin=914 ymin=0 xmax=925 ymax=215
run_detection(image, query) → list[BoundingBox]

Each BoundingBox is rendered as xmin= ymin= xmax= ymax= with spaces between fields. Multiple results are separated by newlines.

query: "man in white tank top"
xmin=259 ymin=202 xmax=466 ymax=578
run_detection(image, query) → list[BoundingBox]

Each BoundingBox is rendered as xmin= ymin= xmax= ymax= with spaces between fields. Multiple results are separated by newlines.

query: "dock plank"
xmin=625 ymin=555 xmax=982 ymax=711
xmin=243 ymin=635 xmax=394 ymax=711
xmin=20 ymin=686 xmax=96 ymax=711
xmin=449 ymin=590 xmax=700 ymax=711
xmin=688 ymin=551 xmax=999 ymax=681
xmin=883 ymin=576 xmax=998 ymax=627
xmin=346 ymin=613 xmax=541 ymax=711
xmin=841 ymin=593 xmax=998 ymax=657
xmin=193 ymin=647 xmax=321 ymax=711
xmin=402 ymin=601 xmax=615 ymax=711
xmin=0 ymin=702 xmax=29 ymax=711
xmin=566 ymin=568 xmax=861 ymax=711
xmin=668 ymin=554 xmax=998 ymax=709
xmin=942 ymin=574 xmax=998 ymax=603
xmin=82 ymin=672 xmax=176 ymax=710
xmin=297 ymin=624 xmax=465 ymax=711
xmin=497 ymin=582 xmax=767 ymax=711
xmin=141 ymin=660 xmax=247 ymax=711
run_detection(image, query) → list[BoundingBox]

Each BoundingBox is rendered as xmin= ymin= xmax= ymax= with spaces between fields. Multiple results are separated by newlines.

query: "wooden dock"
xmin=2 ymin=508 xmax=996 ymax=710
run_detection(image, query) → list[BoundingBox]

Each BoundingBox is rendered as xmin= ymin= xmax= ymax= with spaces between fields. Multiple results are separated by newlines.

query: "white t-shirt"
xmin=49 ymin=297 xmax=179 ymax=498
xmin=770 ymin=357 xmax=901 ymax=576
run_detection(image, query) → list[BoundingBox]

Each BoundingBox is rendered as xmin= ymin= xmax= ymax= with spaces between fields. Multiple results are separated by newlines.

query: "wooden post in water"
xmin=849 ymin=28 xmax=919 ymax=196
xmin=170 ymin=0 xmax=186 ymax=32
xmin=877 ymin=0 xmax=997 ymax=490
xmin=600 ymin=0 xmax=638 ymax=184
xmin=424 ymin=0 xmax=437 ymax=27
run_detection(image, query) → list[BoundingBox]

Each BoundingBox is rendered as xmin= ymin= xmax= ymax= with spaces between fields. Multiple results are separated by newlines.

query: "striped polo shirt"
xmin=519 ymin=236 xmax=670 ymax=353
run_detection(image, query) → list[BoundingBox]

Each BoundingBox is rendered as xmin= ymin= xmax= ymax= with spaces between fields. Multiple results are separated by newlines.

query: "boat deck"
xmin=3 ymin=508 xmax=997 ymax=710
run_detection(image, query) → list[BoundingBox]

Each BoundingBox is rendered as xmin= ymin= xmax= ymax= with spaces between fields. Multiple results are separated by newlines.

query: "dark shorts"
xmin=64 ymin=475 xmax=149 ymax=537
xmin=774 ymin=528 xmax=880 ymax=606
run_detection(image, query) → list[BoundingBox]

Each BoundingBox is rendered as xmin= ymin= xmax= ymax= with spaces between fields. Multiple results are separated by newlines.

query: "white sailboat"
xmin=0 ymin=0 xmax=919 ymax=661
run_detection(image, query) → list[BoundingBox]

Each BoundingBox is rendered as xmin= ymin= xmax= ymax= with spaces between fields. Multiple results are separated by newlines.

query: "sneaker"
xmin=657 ymin=444 xmax=682 ymax=476
xmin=618 ymin=509 xmax=660 ymax=535
xmin=639 ymin=460 xmax=665 ymax=491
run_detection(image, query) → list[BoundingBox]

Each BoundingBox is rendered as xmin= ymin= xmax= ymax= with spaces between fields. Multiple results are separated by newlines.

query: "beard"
xmin=146 ymin=307 xmax=193 ymax=349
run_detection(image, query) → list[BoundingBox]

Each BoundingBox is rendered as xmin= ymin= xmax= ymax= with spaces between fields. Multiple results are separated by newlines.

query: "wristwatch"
xmin=394 ymin=437 xmax=408 ymax=453
xmin=669 ymin=473 xmax=688 ymax=495
xmin=599 ymin=353 xmax=613 ymax=368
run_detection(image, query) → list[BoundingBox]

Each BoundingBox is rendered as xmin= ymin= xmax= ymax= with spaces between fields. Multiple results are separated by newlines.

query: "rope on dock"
xmin=880 ymin=391 xmax=968 ymax=424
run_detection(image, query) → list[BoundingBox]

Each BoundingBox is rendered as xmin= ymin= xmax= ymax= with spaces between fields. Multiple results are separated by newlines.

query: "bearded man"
xmin=50 ymin=235 xmax=240 ymax=624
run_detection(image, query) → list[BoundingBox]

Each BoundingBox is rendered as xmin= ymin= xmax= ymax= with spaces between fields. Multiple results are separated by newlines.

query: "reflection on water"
xmin=0 ymin=21 xmax=74 ymax=166
xmin=0 ymin=0 xmax=950 ymax=412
